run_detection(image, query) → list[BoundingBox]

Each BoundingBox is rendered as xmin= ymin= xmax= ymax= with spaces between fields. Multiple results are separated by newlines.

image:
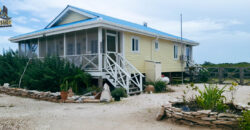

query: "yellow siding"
xmin=124 ymin=32 xmax=185 ymax=73
xmin=54 ymin=11 xmax=89 ymax=26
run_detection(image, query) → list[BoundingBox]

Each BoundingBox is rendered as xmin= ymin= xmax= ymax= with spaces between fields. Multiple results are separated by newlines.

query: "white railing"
xmin=187 ymin=60 xmax=208 ymax=72
xmin=66 ymin=54 xmax=99 ymax=71
xmin=117 ymin=53 xmax=144 ymax=92
xmin=104 ymin=54 xmax=130 ymax=92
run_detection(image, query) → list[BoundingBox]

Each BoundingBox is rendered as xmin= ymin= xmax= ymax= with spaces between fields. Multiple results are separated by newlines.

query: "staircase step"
xmin=129 ymin=91 xmax=141 ymax=95
xmin=129 ymin=87 xmax=139 ymax=90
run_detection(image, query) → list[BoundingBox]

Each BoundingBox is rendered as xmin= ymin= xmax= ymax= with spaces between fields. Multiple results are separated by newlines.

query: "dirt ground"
xmin=0 ymin=84 xmax=249 ymax=130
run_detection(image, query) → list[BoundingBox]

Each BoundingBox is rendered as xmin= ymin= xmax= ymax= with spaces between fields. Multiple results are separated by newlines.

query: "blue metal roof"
xmin=68 ymin=5 xmax=195 ymax=43
xmin=11 ymin=5 xmax=197 ymax=43
xmin=11 ymin=17 xmax=98 ymax=39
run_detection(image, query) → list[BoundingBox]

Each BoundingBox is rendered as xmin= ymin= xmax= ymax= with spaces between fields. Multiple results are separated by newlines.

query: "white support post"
xmin=98 ymin=27 xmax=102 ymax=71
xmin=64 ymin=33 xmax=66 ymax=58
xmin=46 ymin=36 xmax=48 ymax=57
xmin=38 ymin=38 xmax=40 ymax=58
xmin=75 ymin=32 xmax=77 ymax=55
xmin=139 ymin=76 xmax=142 ymax=92
xmin=121 ymin=32 xmax=125 ymax=57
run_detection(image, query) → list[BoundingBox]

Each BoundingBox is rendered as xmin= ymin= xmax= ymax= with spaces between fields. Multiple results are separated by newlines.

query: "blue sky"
xmin=0 ymin=0 xmax=250 ymax=64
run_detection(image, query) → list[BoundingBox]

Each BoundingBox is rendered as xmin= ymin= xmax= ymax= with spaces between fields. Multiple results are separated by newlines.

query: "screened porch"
xmin=18 ymin=28 xmax=123 ymax=72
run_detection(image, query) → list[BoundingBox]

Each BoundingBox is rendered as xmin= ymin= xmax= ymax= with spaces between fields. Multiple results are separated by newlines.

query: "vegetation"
xmin=111 ymin=88 xmax=127 ymax=101
xmin=239 ymin=110 xmax=250 ymax=130
xmin=0 ymin=50 xmax=28 ymax=86
xmin=60 ymin=80 xmax=69 ymax=92
xmin=197 ymin=70 xmax=210 ymax=82
xmin=202 ymin=61 xmax=250 ymax=68
xmin=146 ymin=80 xmax=167 ymax=93
xmin=0 ymin=50 xmax=92 ymax=95
xmin=195 ymin=84 xmax=228 ymax=112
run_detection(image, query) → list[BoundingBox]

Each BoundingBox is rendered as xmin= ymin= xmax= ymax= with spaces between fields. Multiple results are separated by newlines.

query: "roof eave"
xmin=9 ymin=19 xmax=199 ymax=46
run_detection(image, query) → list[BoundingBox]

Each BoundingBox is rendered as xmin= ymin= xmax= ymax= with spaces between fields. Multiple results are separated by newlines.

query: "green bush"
xmin=239 ymin=110 xmax=250 ymax=130
xmin=0 ymin=50 xmax=27 ymax=86
xmin=111 ymin=88 xmax=127 ymax=101
xmin=60 ymin=80 xmax=69 ymax=92
xmin=198 ymin=70 xmax=210 ymax=82
xmin=146 ymin=80 xmax=167 ymax=93
xmin=195 ymin=84 xmax=228 ymax=112
xmin=0 ymin=50 xmax=92 ymax=94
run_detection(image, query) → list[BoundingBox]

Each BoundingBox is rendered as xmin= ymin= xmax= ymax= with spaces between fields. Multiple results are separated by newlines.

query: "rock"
xmin=201 ymin=117 xmax=216 ymax=121
xmin=218 ymin=113 xmax=237 ymax=118
xmin=212 ymin=120 xmax=237 ymax=125
xmin=197 ymin=110 xmax=211 ymax=115
xmin=171 ymin=107 xmax=182 ymax=112
xmin=68 ymin=96 xmax=80 ymax=101
xmin=209 ymin=112 xmax=218 ymax=115
xmin=145 ymin=85 xmax=155 ymax=94
xmin=83 ymin=99 xmax=100 ymax=103
xmin=217 ymin=117 xmax=236 ymax=121
xmin=172 ymin=112 xmax=183 ymax=119
xmin=67 ymin=88 xmax=74 ymax=97
xmin=183 ymin=116 xmax=211 ymax=125
xmin=100 ymin=84 xmax=112 ymax=102
xmin=156 ymin=107 xmax=166 ymax=121
xmin=3 ymin=83 xmax=9 ymax=87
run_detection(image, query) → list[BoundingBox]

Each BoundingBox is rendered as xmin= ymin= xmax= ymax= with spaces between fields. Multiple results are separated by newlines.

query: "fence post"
xmin=219 ymin=67 xmax=223 ymax=84
xmin=240 ymin=67 xmax=244 ymax=85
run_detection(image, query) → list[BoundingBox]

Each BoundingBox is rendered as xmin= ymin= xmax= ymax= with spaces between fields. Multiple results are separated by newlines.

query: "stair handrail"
xmin=117 ymin=53 xmax=144 ymax=77
xmin=105 ymin=54 xmax=131 ymax=78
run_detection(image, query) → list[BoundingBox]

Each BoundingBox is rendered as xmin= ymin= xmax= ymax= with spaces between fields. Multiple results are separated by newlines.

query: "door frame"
xmin=106 ymin=32 xmax=118 ymax=54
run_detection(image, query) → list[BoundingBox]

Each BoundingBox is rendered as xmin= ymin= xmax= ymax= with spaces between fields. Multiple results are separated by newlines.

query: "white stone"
xmin=3 ymin=83 xmax=9 ymax=87
xmin=100 ymin=83 xmax=112 ymax=102
xmin=160 ymin=77 xmax=170 ymax=84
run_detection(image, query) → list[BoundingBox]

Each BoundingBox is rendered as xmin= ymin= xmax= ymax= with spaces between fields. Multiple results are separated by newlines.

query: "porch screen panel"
xmin=19 ymin=42 xmax=26 ymax=56
xmin=55 ymin=34 xmax=64 ymax=56
xmin=47 ymin=36 xmax=56 ymax=56
xmin=66 ymin=32 xmax=75 ymax=55
xmin=30 ymin=39 xmax=38 ymax=57
xmin=76 ymin=30 xmax=86 ymax=55
xmin=39 ymin=38 xmax=46 ymax=57
xmin=87 ymin=29 xmax=98 ymax=54
xmin=25 ymin=40 xmax=31 ymax=57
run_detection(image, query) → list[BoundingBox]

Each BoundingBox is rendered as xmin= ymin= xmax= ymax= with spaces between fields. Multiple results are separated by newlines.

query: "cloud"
xmin=14 ymin=16 xmax=28 ymax=24
xmin=1 ymin=0 xmax=250 ymax=63
xmin=30 ymin=18 xmax=40 ymax=22
xmin=0 ymin=36 xmax=18 ymax=54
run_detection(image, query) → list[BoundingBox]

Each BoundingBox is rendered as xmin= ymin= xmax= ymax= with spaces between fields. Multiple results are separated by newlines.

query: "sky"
xmin=0 ymin=0 xmax=250 ymax=64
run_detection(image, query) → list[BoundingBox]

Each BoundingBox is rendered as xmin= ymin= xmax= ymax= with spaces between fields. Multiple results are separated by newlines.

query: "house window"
xmin=154 ymin=40 xmax=159 ymax=50
xmin=174 ymin=45 xmax=178 ymax=59
xmin=131 ymin=37 xmax=139 ymax=52
xmin=91 ymin=40 xmax=98 ymax=53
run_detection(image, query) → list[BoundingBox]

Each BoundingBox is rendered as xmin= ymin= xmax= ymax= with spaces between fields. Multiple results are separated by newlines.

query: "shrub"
xmin=195 ymin=84 xmax=228 ymax=112
xmin=0 ymin=50 xmax=92 ymax=94
xmin=60 ymin=80 xmax=69 ymax=92
xmin=198 ymin=70 xmax=210 ymax=82
xmin=239 ymin=110 xmax=250 ymax=130
xmin=21 ymin=57 xmax=92 ymax=94
xmin=0 ymin=50 xmax=27 ymax=86
xmin=111 ymin=88 xmax=127 ymax=101
xmin=146 ymin=80 xmax=167 ymax=93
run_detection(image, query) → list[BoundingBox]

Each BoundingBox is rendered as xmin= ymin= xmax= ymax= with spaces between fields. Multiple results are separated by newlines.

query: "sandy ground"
xmin=0 ymin=84 xmax=249 ymax=130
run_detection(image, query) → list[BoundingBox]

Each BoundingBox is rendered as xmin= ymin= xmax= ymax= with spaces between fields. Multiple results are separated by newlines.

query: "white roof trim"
xmin=10 ymin=19 xmax=199 ymax=46
xmin=45 ymin=6 xmax=96 ymax=29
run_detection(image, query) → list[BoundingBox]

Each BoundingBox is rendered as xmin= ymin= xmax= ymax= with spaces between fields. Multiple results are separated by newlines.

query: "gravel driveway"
xmin=0 ymin=84 xmax=249 ymax=130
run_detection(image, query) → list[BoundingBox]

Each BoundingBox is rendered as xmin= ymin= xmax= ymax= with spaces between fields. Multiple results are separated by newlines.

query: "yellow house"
xmin=9 ymin=5 xmax=199 ymax=95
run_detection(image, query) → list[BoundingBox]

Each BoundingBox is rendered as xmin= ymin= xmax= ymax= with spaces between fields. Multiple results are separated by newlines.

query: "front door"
xmin=106 ymin=33 xmax=118 ymax=61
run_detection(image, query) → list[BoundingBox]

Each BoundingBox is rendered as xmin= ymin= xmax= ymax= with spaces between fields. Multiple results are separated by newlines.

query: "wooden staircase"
xmin=104 ymin=54 xmax=143 ymax=95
